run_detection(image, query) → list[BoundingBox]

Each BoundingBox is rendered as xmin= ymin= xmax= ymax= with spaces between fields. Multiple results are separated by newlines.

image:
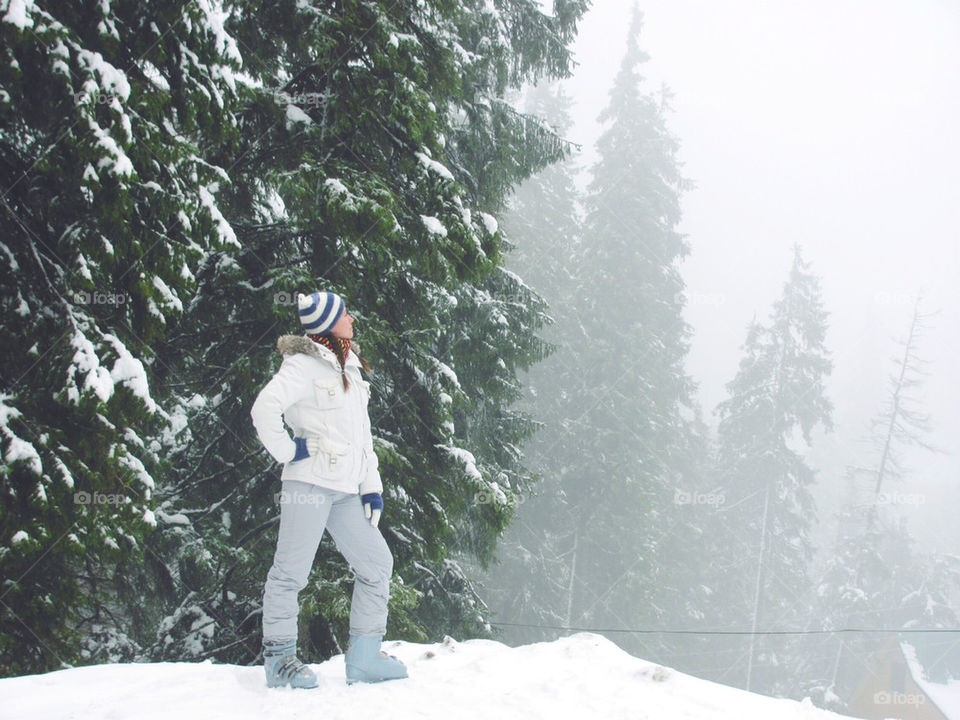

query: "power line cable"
xmin=488 ymin=621 xmax=960 ymax=636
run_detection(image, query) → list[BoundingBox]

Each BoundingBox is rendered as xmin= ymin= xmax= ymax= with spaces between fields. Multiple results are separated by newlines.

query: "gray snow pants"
xmin=262 ymin=480 xmax=393 ymax=641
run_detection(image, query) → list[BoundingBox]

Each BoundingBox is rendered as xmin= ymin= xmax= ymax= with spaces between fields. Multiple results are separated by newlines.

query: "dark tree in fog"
xmin=705 ymin=246 xmax=833 ymax=695
xmin=539 ymin=7 xmax=704 ymax=658
xmin=483 ymin=9 xmax=712 ymax=660
xmin=479 ymin=80 xmax=585 ymax=644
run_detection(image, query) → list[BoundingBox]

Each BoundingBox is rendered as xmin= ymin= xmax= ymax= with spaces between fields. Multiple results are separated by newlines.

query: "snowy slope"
xmin=2 ymin=633 xmax=854 ymax=720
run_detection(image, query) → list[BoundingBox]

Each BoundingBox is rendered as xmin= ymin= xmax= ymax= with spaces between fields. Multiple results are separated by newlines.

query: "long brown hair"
xmin=309 ymin=334 xmax=371 ymax=390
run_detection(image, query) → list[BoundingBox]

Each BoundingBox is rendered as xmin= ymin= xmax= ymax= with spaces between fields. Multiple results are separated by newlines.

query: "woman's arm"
xmin=359 ymin=442 xmax=383 ymax=496
xmin=250 ymin=354 xmax=313 ymax=464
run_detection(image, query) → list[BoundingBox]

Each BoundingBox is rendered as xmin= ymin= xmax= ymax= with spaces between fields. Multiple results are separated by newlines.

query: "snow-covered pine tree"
xmin=144 ymin=0 xmax=589 ymax=664
xmin=497 ymin=8 xmax=705 ymax=660
xmin=704 ymin=245 xmax=833 ymax=695
xmin=477 ymin=79 xmax=585 ymax=645
xmin=580 ymin=8 xmax=708 ymax=663
xmin=0 ymin=0 xmax=245 ymax=674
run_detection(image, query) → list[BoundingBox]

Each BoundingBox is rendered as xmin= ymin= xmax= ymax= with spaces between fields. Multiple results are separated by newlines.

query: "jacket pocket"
xmin=313 ymin=378 xmax=344 ymax=411
xmin=312 ymin=435 xmax=352 ymax=480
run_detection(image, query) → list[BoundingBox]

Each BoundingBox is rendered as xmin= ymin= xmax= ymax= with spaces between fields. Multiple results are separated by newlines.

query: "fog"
xmin=4 ymin=0 xmax=958 ymax=704
xmin=562 ymin=0 xmax=960 ymax=554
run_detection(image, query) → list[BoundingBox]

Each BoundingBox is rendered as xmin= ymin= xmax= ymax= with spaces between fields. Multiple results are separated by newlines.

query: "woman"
xmin=250 ymin=290 xmax=407 ymax=688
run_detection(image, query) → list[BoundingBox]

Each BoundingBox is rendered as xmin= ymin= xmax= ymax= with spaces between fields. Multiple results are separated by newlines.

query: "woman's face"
xmin=330 ymin=310 xmax=354 ymax=339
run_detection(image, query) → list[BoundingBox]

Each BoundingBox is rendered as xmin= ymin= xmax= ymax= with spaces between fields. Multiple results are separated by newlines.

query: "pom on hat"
xmin=297 ymin=291 xmax=345 ymax=335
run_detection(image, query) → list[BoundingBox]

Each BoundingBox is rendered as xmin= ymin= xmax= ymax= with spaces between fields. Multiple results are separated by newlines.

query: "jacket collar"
xmin=277 ymin=334 xmax=360 ymax=369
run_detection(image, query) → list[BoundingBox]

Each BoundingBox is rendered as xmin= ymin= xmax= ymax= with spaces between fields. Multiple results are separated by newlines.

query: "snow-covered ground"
xmin=2 ymin=633 xmax=853 ymax=719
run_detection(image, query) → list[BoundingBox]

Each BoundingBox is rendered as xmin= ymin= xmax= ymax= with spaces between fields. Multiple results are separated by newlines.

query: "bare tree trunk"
xmin=868 ymin=298 xmax=923 ymax=530
xmin=564 ymin=525 xmax=579 ymax=628
xmin=875 ymin=301 xmax=919 ymax=494
xmin=746 ymin=483 xmax=771 ymax=692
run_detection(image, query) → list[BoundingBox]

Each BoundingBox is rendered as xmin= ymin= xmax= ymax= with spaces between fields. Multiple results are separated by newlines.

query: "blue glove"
xmin=292 ymin=437 xmax=309 ymax=462
xmin=361 ymin=493 xmax=384 ymax=528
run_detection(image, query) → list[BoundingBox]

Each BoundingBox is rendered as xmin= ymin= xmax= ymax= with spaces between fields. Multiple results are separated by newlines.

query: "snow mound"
xmin=1 ymin=633 xmax=853 ymax=719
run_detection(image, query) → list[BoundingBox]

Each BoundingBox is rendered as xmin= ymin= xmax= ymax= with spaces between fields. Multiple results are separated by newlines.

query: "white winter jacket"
xmin=250 ymin=335 xmax=382 ymax=496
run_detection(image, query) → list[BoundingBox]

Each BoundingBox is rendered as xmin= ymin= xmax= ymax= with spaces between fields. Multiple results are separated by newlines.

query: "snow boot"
xmin=344 ymin=635 xmax=408 ymax=684
xmin=263 ymin=637 xmax=318 ymax=689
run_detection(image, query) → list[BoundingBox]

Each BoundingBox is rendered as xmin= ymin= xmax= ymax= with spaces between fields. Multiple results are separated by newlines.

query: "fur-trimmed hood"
xmin=276 ymin=334 xmax=360 ymax=368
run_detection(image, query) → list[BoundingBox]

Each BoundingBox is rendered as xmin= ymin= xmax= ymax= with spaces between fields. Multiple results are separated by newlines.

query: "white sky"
xmin=560 ymin=0 xmax=960 ymax=550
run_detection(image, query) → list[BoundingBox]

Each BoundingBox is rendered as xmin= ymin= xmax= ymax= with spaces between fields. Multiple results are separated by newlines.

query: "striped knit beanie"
xmin=297 ymin=291 xmax=345 ymax=335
